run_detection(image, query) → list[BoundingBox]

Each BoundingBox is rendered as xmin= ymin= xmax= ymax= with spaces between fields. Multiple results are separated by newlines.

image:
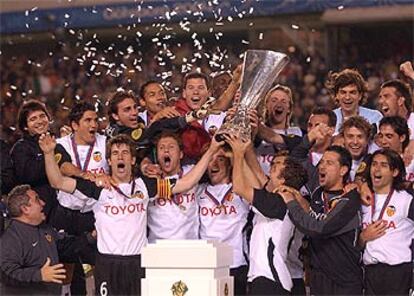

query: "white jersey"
xmin=147 ymin=165 xmax=199 ymax=242
xmin=198 ymin=183 xmax=250 ymax=268
xmin=362 ymin=190 xmax=414 ymax=266
xmin=349 ymin=158 xmax=364 ymax=182
xmin=333 ymin=106 xmax=383 ymax=134
xmin=56 ymin=134 xmax=109 ymax=212
xmin=72 ymin=177 xmax=165 ymax=256
xmin=248 ymin=207 xmax=294 ymax=291
xmin=256 ymin=126 xmax=303 ymax=174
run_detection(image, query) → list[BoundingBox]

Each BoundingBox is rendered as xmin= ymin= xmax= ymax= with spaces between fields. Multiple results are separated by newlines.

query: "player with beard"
xmin=359 ymin=149 xmax=414 ymax=295
xmin=228 ymin=134 xmax=308 ymax=295
xmin=339 ymin=116 xmax=373 ymax=181
xmin=256 ymin=85 xmax=303 ymax=174
xmin=278 ymin=146 xmax=363 ymax=295
xmin=325 ymin=68 xmax=382 ymax=134
xmin=197 ymin=146 xmax=250 ymax=295
xmin=376 ymin=116 xmax=414 ymax=181
xmin=147 ymin=131 xmax=199 ymax=242
xmin=40 ymin=133 xmax=223 ymax=295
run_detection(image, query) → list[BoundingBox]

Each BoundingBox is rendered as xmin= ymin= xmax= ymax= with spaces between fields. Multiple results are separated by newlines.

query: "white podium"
xmin=141 ymin=240 xmax=234 ymax=296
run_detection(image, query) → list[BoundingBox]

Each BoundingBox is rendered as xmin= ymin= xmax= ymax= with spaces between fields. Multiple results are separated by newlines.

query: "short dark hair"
xmin=17 ymin=99 xmax=50 ymax=132
xmin=381 ymin=79 xmax=412 ymax=112
xmin=108 ymin=90 xmax=137 ymax=124
xmin=326 ymin=68 xmax=368 ymax=105
xmin=139 ymin=80 xmax=162 ymax=100
xmin=368 ymin=149 xmax=406 ymax=191
xmin=68 ymin=102 xmax=95 ymax=126
xmin=379 ymin=116 xmax=410 ymax=151
xmin=281 ymin=157 xmax=308 ymax=190
xmin=325 ymin=145 xmax=352 ymax=183
xmin=6 ymin=184 xmax=31 ymax=218
xmin=340 ymin=116 xmax=372 ymax=139
xmin=311 ymin=106 xmax=337 ymax=128
xmin=183 ymin=72 xmax=210 ymax=90
xmin=105 ymin=134 xmax=136 ymax=161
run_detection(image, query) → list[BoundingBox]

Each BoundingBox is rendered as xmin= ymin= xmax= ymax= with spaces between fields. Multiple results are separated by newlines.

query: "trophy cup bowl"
xmin=215 ymin=50 xmax=289 ymax=142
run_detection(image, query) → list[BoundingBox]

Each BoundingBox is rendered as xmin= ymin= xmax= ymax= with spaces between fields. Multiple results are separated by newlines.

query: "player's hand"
xmin=141 ymin=163 xmax=162 ymax=178
xmin=222 ymin=133 xmax=251 ymax=157
xmin=38 ymin=133 xmax=56 ymax=154
xmin=359 ymin=182 xmax=373 ymax=206
xmin=94 ymin=174 xmax=113 ymax=189
xmin=151 ymin=107 xmax=180 ymax=124
xmin=400 ymin=61 xmax=414 ymax=81
xmin=360 ymin=220 xmax=387 ymax=244
xmin=41 ymin=257 xmax=66 ymax=284
xmin=59 ymin=125 xmax=72 ymax=137
xmin=207 ymin=134 xmax=225 ymax=154
xmin=248 ymin=109 xmax=259 ymax=139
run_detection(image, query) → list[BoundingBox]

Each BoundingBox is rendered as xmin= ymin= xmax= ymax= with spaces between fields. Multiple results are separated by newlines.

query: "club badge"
xmin=131 ymin=128 xmax=142 ymax=141
xmin=93 ymin=151 xmax=102 ymax=162
xmin=386 ymin=205 xmax=396 ymax=217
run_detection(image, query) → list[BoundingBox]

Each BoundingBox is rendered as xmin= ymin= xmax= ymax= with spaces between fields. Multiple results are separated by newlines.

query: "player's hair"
xmin=68 ymin=102 xmax=95 ymax=126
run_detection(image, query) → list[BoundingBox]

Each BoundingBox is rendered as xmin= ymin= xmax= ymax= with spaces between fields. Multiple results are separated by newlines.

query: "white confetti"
xmin=291 ymin=24 xmax=299 ymax=30
xmin=259 ymin=33 xmax=263 ymax=40
xmin=337 ymin=5 xmax=344 ymax=10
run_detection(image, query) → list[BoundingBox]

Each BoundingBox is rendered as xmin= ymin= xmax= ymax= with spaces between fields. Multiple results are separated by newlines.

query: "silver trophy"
xmin=216 ymin=50 xmax=289 ymax=141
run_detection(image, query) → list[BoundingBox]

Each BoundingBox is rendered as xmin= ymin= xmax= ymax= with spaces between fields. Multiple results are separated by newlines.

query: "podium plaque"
xmin=141 ymin=240 xmax=234 ymax=296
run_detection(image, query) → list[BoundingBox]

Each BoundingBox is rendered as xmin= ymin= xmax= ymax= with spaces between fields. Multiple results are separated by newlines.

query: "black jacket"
xmin=10 ymin=134 xmax=57 ymax=219
xmin=0 ymin=220 xmax=90 ymax=295
xmin=287 ymin=188 xmax=363 ymax=287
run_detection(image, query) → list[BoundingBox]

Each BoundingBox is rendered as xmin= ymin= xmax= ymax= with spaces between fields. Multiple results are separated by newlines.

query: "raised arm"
xmin=172 ymin=137 xmax=224 ymax=194
xmin=38 ymin=133 xmax=76 ymax=193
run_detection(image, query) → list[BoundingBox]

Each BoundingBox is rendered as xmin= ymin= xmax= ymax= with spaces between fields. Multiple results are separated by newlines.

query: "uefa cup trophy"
xmin=215 ymin=50 xmax=289 ymax=141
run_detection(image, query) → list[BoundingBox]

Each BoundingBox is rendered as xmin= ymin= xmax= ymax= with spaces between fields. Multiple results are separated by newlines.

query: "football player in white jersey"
xmin=197 ymin=147 xmax=250 ymax=295
xmin=359 ymin=149 xmax=414 ymax=295
xmin=147 ymin=131 xmax=199 ymax=242
xmin=53 ymin=102 xmax=109 ymax=295
xmin=228 ymin=134 xmax=308 ymax=295
xmin=39 ymin=133 xmax=223 ymax=296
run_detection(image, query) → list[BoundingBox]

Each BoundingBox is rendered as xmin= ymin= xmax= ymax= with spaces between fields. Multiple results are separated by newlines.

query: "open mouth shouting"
xmin=117 ymin=162 xmax=127 ymax=173
xmin=319 ymin=171 xmax=327 ymax=184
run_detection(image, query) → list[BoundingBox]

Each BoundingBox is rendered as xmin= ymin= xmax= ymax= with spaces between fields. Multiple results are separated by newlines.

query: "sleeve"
xmin=72 ymin=178 xmax=103 ymax=201
xmin=10 ymin=141 xmax=49 ymax=185
xmin=290 ymin=135 xmax=313 ymax=161
xmin=252 ymin=189 xmax=287 ymax=220
xmin=54 ymin=144 xmax=72 ymax=168
xmin=286 ymin=189 xmax=361 ymax=238
xmin=142 ymin=176 xmax=177 ymax=199
xmin=0 ymin=233 xmax=42 ymax=284
xmin=1 ymin=140 xmax=16 ymax=195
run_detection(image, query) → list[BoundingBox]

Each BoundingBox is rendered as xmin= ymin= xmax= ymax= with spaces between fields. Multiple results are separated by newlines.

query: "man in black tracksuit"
xmin=278 ymin=146 xmax=363 ymax=295
xmin=0 ymin=185 xmax=93 ymax=295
